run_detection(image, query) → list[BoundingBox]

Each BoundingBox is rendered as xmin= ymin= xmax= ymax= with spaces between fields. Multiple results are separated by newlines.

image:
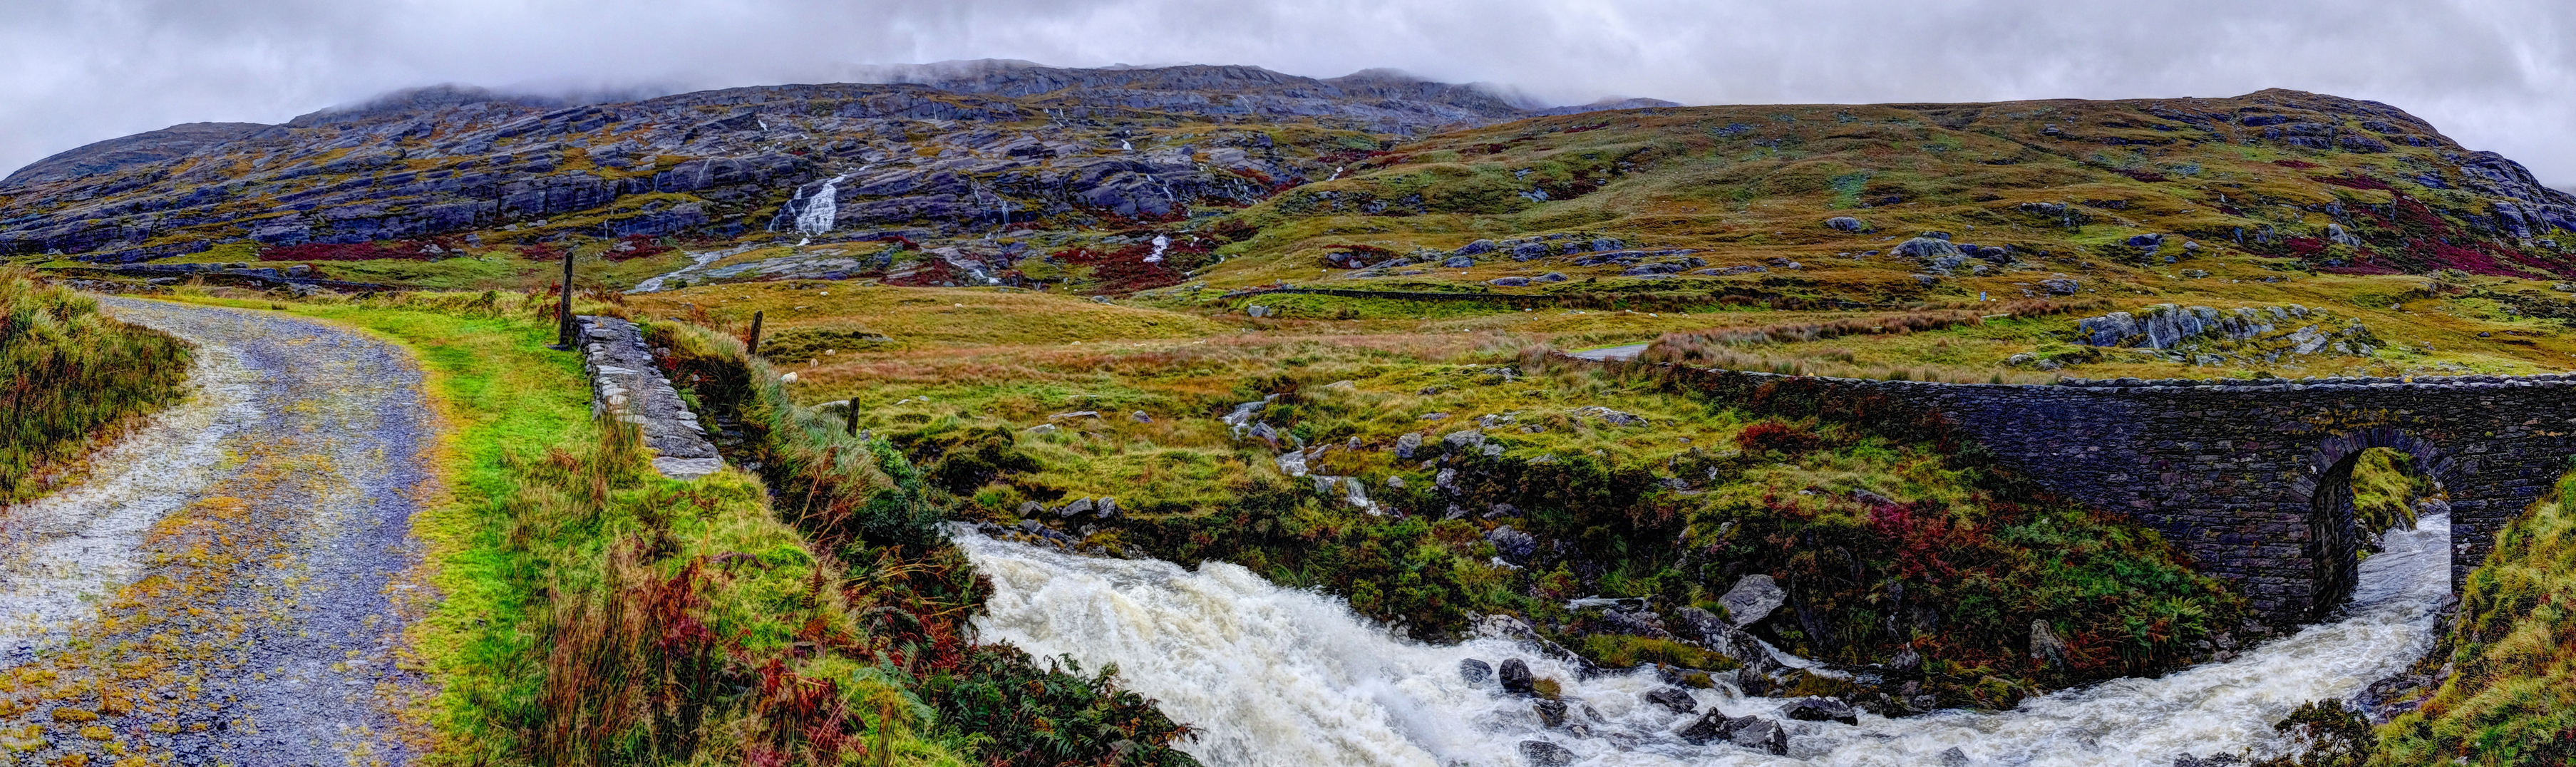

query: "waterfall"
xmin=1145 ymin=235 xmax=1169 ymax=263
xmin=957 ymin=515 xmax=2452 ymax=767
xmin=794 ymin=175 xmax=847 ymax=236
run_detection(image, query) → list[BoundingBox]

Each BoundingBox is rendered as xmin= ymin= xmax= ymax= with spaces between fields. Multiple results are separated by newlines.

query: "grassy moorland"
xmin=627 ymin=282 xmax=2247 ymax=713
xmin=0 ymin=269 xmax=192 ymax=505
xmin=160 ymin=287 xmax=1194 ymax=766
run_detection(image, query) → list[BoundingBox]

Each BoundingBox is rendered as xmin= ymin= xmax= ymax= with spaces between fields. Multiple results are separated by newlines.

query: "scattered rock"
xmin=1443 ymin=256 xmax=1475 ymax=268
xmin=1534 ymin=272 xmax=1569 ymax=283
xmin=1442 ymin=428 xmax=1486 ymax=451
xmin=1131 ymin=411 xmax=1153 ymax=423
xmin=1487 ymin=525 xmax=1538 ymax=562
xmin=1892 ymin=237 xmax=1960 ymax=259
xmin=1643 ymin=687 xmax=1699 ymax=714
xmin=1942 ymin=746 xmax=1972 ymax=767
xmin=1572 ymin=406 xmax=1645 ymax=426
xmin=2039 ymin=277 xmax=2081 ymax=295
xmin=1783 ymin=696 xmax=1859 ymax=725
xmin=1488 ymin=277 xmax=1530 ymax=287
xmin=1024 ymin=423 xmax=1061 ymax=434
xmin=1498 ymin=659 xmax=1535 ymax=695
xmin=1719 ymin=575 xmax=1787 ymax=627
xmin=1059 ymin=498 xmax=1096 ymax=518
xmin=1454 ymin=239 xmax=1497 ymax=256
xmin=1518 ymin=741 xmax=1576 ymax=767
xmin=1458 ymin=658 xmax=1492 ymax=684
xmin=1825 ymin=216 xmax=1868 ymax=232
xmin=1395 ymin=432 xmax=1425 ymax=458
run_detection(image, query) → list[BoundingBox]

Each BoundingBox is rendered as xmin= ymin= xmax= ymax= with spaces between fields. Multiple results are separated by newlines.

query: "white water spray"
xmin=959 ymin=515 xmax=2452 ymax=767
xmin=794 ymin=175 xmax=847 ymax=236
xmin=1145 ymin=235 xmax=1170 ymax=263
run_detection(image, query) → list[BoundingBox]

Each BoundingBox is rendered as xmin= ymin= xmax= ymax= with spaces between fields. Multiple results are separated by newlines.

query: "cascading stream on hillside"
xmin=957 ymin=515 xmax=2452 ymax=767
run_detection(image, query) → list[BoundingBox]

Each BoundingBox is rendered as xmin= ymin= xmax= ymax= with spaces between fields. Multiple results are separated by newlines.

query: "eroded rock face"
xmin=1 ymin=62 xmax=1717 ymax=263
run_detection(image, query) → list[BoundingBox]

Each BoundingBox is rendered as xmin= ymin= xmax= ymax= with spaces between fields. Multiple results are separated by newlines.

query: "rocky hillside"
xmin=0 ymin=61 xmax=1579 ymax=264
xmin=1197 ymin=88 xmax=2576 ymax=295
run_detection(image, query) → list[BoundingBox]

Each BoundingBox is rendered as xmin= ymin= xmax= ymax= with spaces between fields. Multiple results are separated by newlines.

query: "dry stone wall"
xmin=574 ymin=315 xmax=724 ymax=479
xmin=1660 ymin=363 xmax=2576 ymax=625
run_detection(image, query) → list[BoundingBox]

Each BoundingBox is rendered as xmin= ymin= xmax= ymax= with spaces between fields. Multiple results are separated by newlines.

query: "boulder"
xmin=1783 ymin=696 xmax=1859 ymax=725
xmin=2126 ymin=233 xmax=2166 ymax=248
xmin=1454 ymin=239 xmax=1496 ymax=256
xmin=1443 ymin=256 xmax=1475 ymax=268
xmin=1488 ymin=277 xmax=1531 ymax=287
xmin=1059 ymin=498 xmax=1096 ymax=518
xmin=1729 ymin=717 xmax=1788 ymax=755
xmin=1395 ymin=432 xmax=1424 ymax=458
xmin=1498 ymin=659 xmax=1535 ymax=695
xmin=1096 ymin=498 xmax=1120 ymax=519
xmin=2039 ymin=277 xmax=2081 ymax=295
xmin=1891 ymin=237 xmax=1959 ymax=259
xmin=1825 ymin=216 xmax=1867 ymax=232
xmin=1458 ymin=658 xmax=1492 ymax=684
xmin=1518 ymin=741 xmax=1576 ymax=767
xmin=1676 ymin=710 xmax=1733 ymax=745
xmin=1719 ymin=575 xmax=1787 ymax=627
xmin=1928 ymin=254 xmax=1968 ymax=272
xmin=1592 ymin=237 xmax=1624 ymax=251
xmin=1941 ymin=746 xmax=1971 ymax=767
xmin=1510 ymin=242 xmax=1552 ymax=260
xmin=1534 ymin=272 xmax=1568 ymax=283
xmin=1643 ymin=687 xmax=1699 ymax=714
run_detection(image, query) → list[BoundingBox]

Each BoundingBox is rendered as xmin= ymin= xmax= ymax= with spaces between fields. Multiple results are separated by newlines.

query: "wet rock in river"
xmin=1458 ymin=658 xmax=1491 ymax=684
xmin=1643 ymin=687 xmax=1698 ymax=714
xmin=1518 ymin=741 xmax=1575 ymax=767
xmin=1498 ymin=658 xmax=1535 ymax=695
xmin=1783 ymin=696 xmax=1859 ymax=725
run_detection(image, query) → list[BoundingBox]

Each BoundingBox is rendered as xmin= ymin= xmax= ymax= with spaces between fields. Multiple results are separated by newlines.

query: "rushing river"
xmin=957 ymin=515 xmax=2450 ymax=767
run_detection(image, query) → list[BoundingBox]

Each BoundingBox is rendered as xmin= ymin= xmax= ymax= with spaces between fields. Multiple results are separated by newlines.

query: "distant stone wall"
xmin=574 ymin=316 xmax=723 ymax=479
xmin=1654 ymin=363 xmax=2576 ymax=625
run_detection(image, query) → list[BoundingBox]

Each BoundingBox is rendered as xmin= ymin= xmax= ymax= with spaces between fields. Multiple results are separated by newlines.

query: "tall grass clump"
xmin=2370 ymin=467 xmax=2576 ymax=766
xmin=0 ymin=270 xmax=192 ymax=505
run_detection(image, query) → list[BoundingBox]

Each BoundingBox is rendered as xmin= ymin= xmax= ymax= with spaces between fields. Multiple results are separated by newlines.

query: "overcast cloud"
xmin=3 ymin=0 xmax=2570 ymax=187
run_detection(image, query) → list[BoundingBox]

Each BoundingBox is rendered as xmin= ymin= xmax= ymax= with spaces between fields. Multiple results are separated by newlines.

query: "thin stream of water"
xmin=958 ymin=515 xmax=2451 ymax=767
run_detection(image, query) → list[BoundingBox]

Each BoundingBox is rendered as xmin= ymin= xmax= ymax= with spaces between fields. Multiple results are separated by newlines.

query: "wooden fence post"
xmin=846 ymin=396 xmax=861 ymax=436
xmin=746 ymin=310 xmax=765 ymax=356
xmin=552 ymin=247 xmax=576 ymax=349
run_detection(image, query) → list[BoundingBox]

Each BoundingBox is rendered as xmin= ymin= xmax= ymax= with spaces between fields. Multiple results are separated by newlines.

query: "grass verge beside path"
xmin=163 ymin=289 xmax=1196 ymax=766
xmin=0 ymin=270 xmax=192 ymax=505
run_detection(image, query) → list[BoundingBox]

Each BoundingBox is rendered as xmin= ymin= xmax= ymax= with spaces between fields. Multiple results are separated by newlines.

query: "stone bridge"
xmin=1672 ymin=367 xmax=2576 ymax=625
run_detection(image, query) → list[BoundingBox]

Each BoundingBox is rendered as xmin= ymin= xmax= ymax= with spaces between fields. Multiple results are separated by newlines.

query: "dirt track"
xmin=0 ymin=298 xmax=434 ymax=767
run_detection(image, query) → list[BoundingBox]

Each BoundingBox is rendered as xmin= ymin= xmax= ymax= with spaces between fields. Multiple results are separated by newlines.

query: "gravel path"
xmin=0 ymin=297 xmax=435 ymax=767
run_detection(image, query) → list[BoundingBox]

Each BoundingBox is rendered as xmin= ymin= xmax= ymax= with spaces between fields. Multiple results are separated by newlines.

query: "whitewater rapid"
xmin=957 ymin=515 xmax=2452 ymax=767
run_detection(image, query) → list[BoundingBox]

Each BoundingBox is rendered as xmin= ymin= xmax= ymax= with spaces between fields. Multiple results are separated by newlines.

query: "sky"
xmin=3 ymin=0 xmax=2571 ymax=190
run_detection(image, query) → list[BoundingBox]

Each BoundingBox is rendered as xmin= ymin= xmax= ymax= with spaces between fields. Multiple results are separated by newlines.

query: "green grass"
xmin=0 ymin=269 xmax=193 ymax=505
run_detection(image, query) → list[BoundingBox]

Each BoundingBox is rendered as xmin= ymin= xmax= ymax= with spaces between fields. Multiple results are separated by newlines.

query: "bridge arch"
xmin=2291 ymin=428 xmax=2452 ymax=619
xmin=1656 ymin=364 xmax=2576 ymax=630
